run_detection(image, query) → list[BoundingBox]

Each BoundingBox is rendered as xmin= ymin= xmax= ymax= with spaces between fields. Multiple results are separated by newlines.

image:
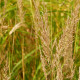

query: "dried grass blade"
xmin=9 ymin=22 xmax=23 ymax=35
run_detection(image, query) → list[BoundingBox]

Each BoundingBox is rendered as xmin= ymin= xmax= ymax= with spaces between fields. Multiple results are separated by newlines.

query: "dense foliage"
xmin=0 ymin=0 xmax=80 ymax=80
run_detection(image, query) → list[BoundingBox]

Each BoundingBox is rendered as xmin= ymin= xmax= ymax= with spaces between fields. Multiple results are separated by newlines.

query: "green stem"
xmin=50 ymin=0 xmax=53 ymax=80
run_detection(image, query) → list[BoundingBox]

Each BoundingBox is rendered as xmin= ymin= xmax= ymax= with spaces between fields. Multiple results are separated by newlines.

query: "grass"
xmin=0 ymin=0 xmax=80 ymax=80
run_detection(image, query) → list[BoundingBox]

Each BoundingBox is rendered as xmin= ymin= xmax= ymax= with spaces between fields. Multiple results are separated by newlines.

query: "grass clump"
xmin=0 ymin=0 xmax=80 ymax=80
